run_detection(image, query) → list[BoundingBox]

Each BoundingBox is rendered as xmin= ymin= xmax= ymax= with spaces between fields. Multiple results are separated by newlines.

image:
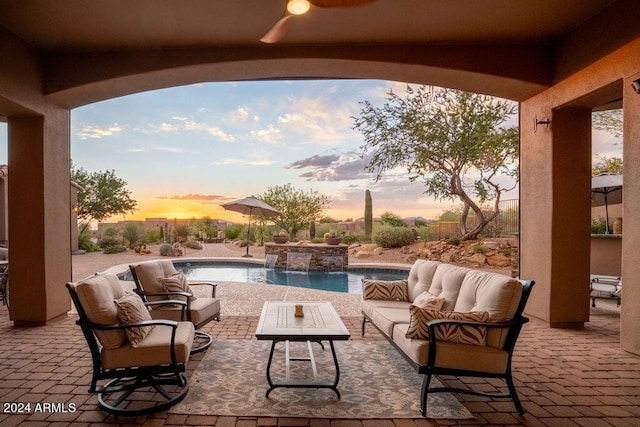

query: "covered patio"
xmin=0 ymin=291 xmax=636 ymax=425
xmin=2 ymin=0 xmax=640 ymax=423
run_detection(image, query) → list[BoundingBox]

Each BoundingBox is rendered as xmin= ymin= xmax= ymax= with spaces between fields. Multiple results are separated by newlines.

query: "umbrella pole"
xmin=244 ymin=210 xmax=253 ymax=257
xmin=604 ymin=194 xmax=610 ymax=234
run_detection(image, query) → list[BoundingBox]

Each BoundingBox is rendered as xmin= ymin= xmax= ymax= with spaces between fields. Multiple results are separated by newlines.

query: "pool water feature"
xmin=173 ymin=262 xmax=408 ymax=294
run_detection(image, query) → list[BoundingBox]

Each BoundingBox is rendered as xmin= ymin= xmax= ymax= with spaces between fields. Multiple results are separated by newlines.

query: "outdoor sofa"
xmin=361 ymin=259 xmax=534 ymax=416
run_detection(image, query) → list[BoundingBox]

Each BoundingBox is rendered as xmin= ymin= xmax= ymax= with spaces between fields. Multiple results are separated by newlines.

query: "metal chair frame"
xmin=66 ymin=282 xmax=190 ymax=416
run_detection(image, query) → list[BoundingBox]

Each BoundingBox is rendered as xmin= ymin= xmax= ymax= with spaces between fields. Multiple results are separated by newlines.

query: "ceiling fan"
xmin=260 ymin=0 xmax=376 ymax=44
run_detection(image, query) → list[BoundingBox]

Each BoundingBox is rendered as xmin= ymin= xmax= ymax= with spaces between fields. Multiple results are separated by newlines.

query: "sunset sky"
xmin=0 ymin=79 xmax=622 ymax=225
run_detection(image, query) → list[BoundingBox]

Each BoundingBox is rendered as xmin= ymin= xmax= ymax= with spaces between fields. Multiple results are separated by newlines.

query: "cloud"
xmin=76 ymin=123 xmax=122 ymax=140
xmin=212 ymin=157 xmax=275 ymax=166
xmin=276 ymin=97 xmax=357 ymax=145
xmin=149 ymin=118 xmax=235 ymax=142
xmin=156 ymin=194 xmax=228 ymax=202
xmin=226 ymin=107 xmax=250 ymax=124
xmin=249 ymin=125 xmax=282 ymax=143
xmin=286 ymin=154 xmax=340 ymax=169
xmin=291 ymin=152 xmax=375 ymax=181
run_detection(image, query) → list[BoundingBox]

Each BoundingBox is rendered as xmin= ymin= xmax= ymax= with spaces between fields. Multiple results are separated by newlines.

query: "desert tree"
xmin=353 ymin=86 xmax=518 ymax=240
xmin=259 ymin=183 xmax=330 ymax=239
xmin=71 ymin=164 xmax=137 ymax=233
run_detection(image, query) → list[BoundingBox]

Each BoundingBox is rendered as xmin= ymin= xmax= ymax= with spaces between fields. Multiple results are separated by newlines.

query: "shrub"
xmin=342 ymin=232 xmax=362 ymax=245
xmin=78 ymin=232 xmax=101 ymax=252
xmin=122 ymin=222 xmax=146 ymax=249
xmin=225 ymin=224 xmax=244 ymax=240
xmin=159 ymin=243 xmax=172 ymax=256
xmin=472 ymin=243 xmax=488 ymax=254
xmin=415 ymin=226 xmax=437 ymax=242
xmin=98 ymin=234 xmax=122 ymax=249
xmin=447 ymin=237 xmax=461 ymax=245
xmin=373 ymin=225 xmax=415 ymax=248
xmin=591 ymin=217 xmax=608 ymax=234
xmin=146 ymin=230 xmax=161 ymax=244
xmin=102 ymin=244 xmax=127 ymax=254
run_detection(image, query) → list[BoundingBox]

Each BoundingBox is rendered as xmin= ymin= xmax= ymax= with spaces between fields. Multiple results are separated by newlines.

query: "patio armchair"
xmin=129 ymin=260 xmax=221 ymax=353
xmin=67 ymin=273 xmax=194 ymax=416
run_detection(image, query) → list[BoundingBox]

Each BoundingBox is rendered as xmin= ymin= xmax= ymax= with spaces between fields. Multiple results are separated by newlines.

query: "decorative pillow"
xmin=405 ymin=306 xmax=490 ymax=345
xmin=114 ymin=293 xmax=154 ymax=347
xmin=412 ymin=291 xmax=446 ymax=310
xmin=158 ymin=272 xmax=197 ymax=301
xmin=362 ymin=279 xmax=409 ymax=301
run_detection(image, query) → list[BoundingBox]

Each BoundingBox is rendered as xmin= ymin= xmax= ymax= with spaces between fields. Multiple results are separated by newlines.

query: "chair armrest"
xmin=188 ymin=281 xmax=217 ymax=297
xmin=86 ymin=318 xmax=179 ymax=332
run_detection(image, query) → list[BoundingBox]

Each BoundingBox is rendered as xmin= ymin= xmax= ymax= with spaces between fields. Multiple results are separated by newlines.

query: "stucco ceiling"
xmin=0 ymin=0 xmax=616 ymax=52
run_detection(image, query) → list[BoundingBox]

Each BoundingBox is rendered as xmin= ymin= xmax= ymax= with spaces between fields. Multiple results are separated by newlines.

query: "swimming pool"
xmin=173 ymin=261 xmax=409 ymax=294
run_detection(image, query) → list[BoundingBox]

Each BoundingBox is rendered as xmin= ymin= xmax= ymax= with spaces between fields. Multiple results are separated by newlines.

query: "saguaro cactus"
xmin=309 ymin=220 xmax=316 ymax=239
xmin=365 ymin=189 xmax=372 ymax=241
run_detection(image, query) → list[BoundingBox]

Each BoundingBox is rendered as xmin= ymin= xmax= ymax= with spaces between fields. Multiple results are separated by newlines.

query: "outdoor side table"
xmin=255 ymin=301 xmax=351 ymax=398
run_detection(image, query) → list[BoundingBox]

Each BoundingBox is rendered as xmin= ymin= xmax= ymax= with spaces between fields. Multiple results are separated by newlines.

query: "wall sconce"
xmin=631 ymin=78 xmax=640 ymax=94
xmin=72 ymin=204 xmax=78 ymax=213
xmin=534 ymin=114 xmax=551 ymax=132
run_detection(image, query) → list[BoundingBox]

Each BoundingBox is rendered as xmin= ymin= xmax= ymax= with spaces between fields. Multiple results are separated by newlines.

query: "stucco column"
xmin=621 ymin=72 xmax=640 ymax=354
xmin=520 ymin=104 xmax=592 ymax=327
xmin=8 ymin=112 xmax=72 ymax=325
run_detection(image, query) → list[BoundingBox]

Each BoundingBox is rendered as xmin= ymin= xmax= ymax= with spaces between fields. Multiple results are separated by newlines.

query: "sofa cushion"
xmin=361 ymin=298 xmax=411 ymax=320
xmin=362 ymin=279 xmax=409 ymax=301
xmin=370 ymin=307 xmax=411 ymax=338
xmin=454 ymin=270 xmax=523 ymax=348
xmin=406 ymin=260 xmax=440 ymax=302
xmin=114 ymin=293 xmax=154 ymax=347
xmin=412 ymin=291 xmax=445 ymax=310
xmin=428 ymin=264 xmax=469 ymax=310
xmin=74 ymin=273 xmax=126 ymax=350
xmin=405 ymin=306 xmax=490 ymax=345
xmin=101 ymin=321 xmax=195 ymax=370
xmin=393 ymin=323 xmax=509 ymax=373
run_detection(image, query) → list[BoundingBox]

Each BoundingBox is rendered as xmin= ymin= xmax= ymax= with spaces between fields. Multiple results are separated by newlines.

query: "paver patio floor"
xmin=0 ymin=249 xmax=637 ymax=426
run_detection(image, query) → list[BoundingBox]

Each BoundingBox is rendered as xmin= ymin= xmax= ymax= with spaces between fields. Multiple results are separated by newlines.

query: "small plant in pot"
xmin=323 ymin=230 xmax=342 ymax=245
xmin=272 ymin=229 xmax=289 ymax=244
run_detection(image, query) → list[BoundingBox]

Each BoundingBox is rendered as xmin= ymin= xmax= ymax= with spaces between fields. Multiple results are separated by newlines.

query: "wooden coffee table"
xmin=255 ymin=301 xmax=351 ymax=398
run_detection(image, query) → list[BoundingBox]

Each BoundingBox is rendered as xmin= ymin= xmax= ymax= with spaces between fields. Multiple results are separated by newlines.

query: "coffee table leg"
xmin=265 ymin=340 xmax=278 ymax=398
xmin=329 ymin=340 xmax=341 ymax=398
xmin=264 ymin=340 xmax=342 ymax=399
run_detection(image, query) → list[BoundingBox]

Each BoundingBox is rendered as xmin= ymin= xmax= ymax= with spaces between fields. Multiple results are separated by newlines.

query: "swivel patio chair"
xmin=129 ymin=260 xmax=220 ymax=353
xmin=67 ymin=273 xmax=194 ymax=416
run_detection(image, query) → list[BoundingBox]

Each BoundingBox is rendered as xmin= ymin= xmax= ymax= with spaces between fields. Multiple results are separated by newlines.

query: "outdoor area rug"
xmin=170 ymin=339 xmax=473 ymax=419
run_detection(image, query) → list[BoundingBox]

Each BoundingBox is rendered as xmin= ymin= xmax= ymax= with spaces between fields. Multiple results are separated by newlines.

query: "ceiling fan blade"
xmin=308 ymin=0 xmax=376 ymax=7
xmin=260 ymin=10 xmax=294 ymax=44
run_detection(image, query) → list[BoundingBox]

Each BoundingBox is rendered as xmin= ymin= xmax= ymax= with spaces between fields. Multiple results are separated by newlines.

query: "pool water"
xmin=174 ymin=263 xmax=408 ymax=294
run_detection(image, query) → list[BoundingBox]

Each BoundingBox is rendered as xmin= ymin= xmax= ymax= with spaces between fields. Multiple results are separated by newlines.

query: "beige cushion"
xmin=412 ymin=291 xmax=445 ymax=310
xmin=149 ymin=297 xmax=221 ymax=327
xmin=362 ymin=279 xmax=409 ymax=301
xmin=74 ymin=273 xmax=126 ymax=350
xmin=428 ymin=263 xmax=469 ymax=310
xmin=101 ymin=321 xmax=195 ymax=370
xmin=405 ymin=306 xmax=490 ymax=345
xmin=132 ymin=260 xmax=181 ymax=301
xmin=454 ymin=270 xmax=522 ymax=348
xmin=114 ymin=293 xmax=154 ymax=347
xmin=361 ymin=298 xmax=411 ymax=320
xmin=370 ymin=306 xmax=411 ymax=338
xmin=406 ymin=260 xmax=440 ymax=301
xmin=393 ymin=323 xmax=509 ymax=373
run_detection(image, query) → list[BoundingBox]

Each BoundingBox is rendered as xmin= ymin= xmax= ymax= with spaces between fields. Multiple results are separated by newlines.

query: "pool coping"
xmin=100 ymin=256 xmax=412 ymax=281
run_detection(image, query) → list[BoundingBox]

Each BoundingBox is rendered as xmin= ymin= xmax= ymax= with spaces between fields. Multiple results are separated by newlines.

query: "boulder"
xmin=487 ymin=253 xmax=511 ymax=267
xmin=355 ymin=250 xmax=372 ymax=259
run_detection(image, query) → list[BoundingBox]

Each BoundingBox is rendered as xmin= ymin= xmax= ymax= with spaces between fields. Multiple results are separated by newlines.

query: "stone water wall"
xmin=264 ymin=243 xmax=349 ymax=271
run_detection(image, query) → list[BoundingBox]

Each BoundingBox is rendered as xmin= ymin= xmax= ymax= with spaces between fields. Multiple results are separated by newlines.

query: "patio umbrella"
xmin=591 ymin=174 xmax=623 ymax=234
xmin=221 ymin=196 xmax=280 ymax=257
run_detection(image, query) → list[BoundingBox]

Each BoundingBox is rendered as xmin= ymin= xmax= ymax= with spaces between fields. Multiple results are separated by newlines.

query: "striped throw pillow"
xmin=114 ymin=293 xmax=154 ymax=347
xmin=405 ymin=306 xmax=490 ymax=345
xmin=362 ymin=279 xmax=409 ymax=301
